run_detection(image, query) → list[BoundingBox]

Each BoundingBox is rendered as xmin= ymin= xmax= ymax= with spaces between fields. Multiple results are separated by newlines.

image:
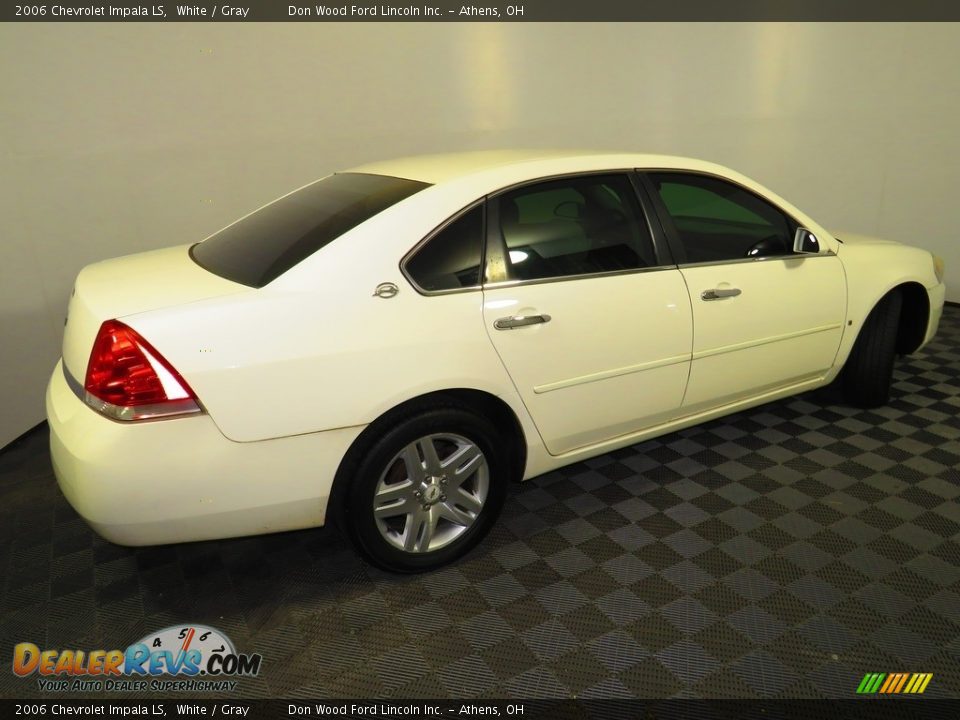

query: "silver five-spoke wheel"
xmin=373 ymin=433 xmax=489 ymax=553
xmin=343 ymin=405 xmax=507 ymax=571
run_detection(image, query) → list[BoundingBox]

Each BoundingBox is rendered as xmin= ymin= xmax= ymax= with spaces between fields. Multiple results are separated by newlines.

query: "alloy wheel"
xmin=372 ymin=433 xmax=489 ymax=553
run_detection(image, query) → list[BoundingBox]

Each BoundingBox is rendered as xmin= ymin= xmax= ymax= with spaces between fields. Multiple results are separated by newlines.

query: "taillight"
xmin=83 ymin=320 xmax=201 ymax=421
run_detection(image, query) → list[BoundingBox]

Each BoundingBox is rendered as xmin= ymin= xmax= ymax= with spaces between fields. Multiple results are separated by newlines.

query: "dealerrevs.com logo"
xmin=12 ymin=624 xmax=262 ymax=693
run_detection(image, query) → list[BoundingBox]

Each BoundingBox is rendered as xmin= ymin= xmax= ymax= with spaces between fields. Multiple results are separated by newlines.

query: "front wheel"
xmin=842 ymin=291 xmax=903 ymax=408
xmin=342 ymin=407 xmax=508 ymax=572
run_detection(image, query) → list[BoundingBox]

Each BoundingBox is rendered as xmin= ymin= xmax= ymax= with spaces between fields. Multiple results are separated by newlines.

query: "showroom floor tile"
xmin=2 ymin=307 xmax=958 ymax=699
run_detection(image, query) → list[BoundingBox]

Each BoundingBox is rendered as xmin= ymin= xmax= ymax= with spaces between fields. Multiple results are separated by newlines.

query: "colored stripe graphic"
xmin=879 ymin=674 xmax=896 ymax=693
xmin=893 ymin=673 xmax=909 ymax=693
xmin=857 ymin=672 xmax=932 ymax=694
xmin=906 ymin=673 xmax=932 ymax=693
xmin=858 ymin=673 xmax=876 ymax=694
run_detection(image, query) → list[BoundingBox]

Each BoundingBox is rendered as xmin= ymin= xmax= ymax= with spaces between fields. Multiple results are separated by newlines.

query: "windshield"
xmin=190 ymin=172 xmax=430 ymax=288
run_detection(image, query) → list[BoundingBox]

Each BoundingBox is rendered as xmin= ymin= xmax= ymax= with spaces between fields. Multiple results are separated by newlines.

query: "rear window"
xmin=190 ymin=173 xmax=430 ymax=288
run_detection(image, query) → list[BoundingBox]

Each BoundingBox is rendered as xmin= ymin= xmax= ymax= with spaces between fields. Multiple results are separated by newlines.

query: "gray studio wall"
xmin=1 ymin=22 xmax=958 ymax=449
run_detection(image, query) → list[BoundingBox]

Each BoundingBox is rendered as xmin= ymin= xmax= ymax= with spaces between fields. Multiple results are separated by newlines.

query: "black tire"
xmin=341 ymin=406 xmax=508 ymax=573
xmin=841 ymin=291 xmax=903 ymax=408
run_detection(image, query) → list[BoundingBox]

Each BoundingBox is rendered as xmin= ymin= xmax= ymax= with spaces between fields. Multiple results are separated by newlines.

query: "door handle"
xmin=494 ymin=314 xmax=552 ymax=330
xmin=701 ymin=288 xmax=742 ymax=301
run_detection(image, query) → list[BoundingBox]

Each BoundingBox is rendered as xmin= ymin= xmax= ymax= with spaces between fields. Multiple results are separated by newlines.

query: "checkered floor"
xmin=2 ymin=307 xmax=959 ymax=700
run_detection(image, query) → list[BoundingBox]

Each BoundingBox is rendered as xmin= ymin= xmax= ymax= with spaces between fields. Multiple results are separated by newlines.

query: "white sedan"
xmin=46 ymin=151 xmax=946 ymax=571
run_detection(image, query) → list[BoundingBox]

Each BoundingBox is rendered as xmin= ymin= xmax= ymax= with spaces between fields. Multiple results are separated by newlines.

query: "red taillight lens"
xmin=83 ymin=320 xmax=201 ymax=421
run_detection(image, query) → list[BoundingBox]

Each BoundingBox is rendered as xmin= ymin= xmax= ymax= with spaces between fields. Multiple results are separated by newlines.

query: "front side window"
xmin=191 ymin=173 xmax=430 ymax=288
xmin=648 ymin=172 xmax=796 ymax=264
xmin=405 ymin=206 xmax=484 ymax=292
xmin=495 ymin=174 xmax=657 ymax=282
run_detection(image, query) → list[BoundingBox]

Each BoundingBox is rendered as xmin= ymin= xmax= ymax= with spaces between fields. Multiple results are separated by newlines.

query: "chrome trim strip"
xmin=482 ymin=237 xmax=835 ymax=290
xmin=483 ymin=263 xmax=675 ymax=290
xmin=533 ymin=354 xmax=690 ymax=395
xmin=692 ymin=323 xmax=844 ymax=361
xmin=677 ymin=251 xmax=836 ymax=270
xmin=63 ymin=363 xmax=85 ymax=400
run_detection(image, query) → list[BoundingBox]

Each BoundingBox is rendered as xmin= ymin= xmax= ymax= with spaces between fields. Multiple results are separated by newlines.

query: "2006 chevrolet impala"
xmin=46 ymin=151 xmax=946 ymax=571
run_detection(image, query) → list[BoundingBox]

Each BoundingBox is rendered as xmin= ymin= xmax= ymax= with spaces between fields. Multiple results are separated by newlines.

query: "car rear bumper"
xmin=46 ymin=360 xmax=364 ymax=546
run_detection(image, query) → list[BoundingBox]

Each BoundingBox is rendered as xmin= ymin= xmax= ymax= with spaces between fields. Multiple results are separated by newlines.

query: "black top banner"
xmin=4 ymin=0 xmax=960 ymax=22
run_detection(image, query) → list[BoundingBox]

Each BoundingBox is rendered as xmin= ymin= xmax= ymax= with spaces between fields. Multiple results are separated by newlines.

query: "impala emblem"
xmin=373 ymin=282 xmax=399 ymax=299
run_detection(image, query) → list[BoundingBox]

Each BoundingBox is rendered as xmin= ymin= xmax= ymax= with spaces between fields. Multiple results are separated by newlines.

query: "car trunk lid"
xmin=62 ymin=244 xmax=248 ymax=383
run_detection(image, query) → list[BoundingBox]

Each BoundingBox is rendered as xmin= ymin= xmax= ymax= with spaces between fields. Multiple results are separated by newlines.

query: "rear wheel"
xmin=342 ymin=407 xmax=507 ymax=572
xmin=842 ymin=291 xmax=903 ymax=408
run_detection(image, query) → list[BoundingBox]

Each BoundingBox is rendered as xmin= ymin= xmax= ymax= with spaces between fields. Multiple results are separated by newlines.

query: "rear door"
xmin=480 ymin=172 xmax=693 ymax=455
xmin=641 ymin=171 xmax=846 ymax=412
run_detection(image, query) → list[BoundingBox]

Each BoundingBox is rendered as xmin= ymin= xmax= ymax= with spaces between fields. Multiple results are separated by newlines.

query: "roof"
xmin=344 ymin=149 xmax=712 ymax=185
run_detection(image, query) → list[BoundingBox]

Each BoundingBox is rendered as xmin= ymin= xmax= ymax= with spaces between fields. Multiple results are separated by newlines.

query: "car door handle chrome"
xmin=494 ymin=314 xmax=552 ymax=330
xmin=701 ymin=288 xmax=742 ymax=301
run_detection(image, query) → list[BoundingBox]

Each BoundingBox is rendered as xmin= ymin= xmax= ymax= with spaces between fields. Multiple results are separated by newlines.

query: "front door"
xmin=643 ymin=171 xmax=846 ymax=412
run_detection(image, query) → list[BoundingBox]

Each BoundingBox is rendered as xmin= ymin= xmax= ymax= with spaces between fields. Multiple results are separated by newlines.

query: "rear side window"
xmin=404 ymin=206 xmax=484 ymax=292
xmin=496 ymin=174 xmax=657 ymax=282
xmin=191 ymin=173 xmax=430 ymax=288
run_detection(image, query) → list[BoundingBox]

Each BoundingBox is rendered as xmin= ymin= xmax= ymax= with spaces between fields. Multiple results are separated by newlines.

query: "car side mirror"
xmin=793 ymin=227 xmax=820 ymax=254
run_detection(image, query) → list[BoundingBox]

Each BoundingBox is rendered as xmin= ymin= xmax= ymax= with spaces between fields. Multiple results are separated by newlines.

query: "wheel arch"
xmin=837 ymin=278 xmax=932 ymax=371
xmin=894 ymin=281 xmax=930 ymax=355
xmin=328 ymin=388 xmax=528 ymax=526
